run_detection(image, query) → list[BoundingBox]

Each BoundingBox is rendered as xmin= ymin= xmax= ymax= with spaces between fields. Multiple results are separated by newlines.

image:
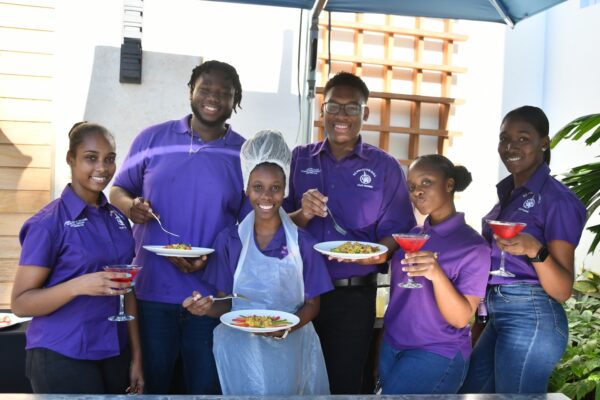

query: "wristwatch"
xmin=528 ymin=245 xmax=549 ymax=263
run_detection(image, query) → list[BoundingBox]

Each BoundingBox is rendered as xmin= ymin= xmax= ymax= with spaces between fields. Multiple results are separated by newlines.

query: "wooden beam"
xmin=318 ymin=19 xmax=469 ymax=42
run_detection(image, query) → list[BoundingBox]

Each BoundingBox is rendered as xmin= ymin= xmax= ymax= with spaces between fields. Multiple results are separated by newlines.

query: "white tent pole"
xmin=488 ymin=0 xmax=515 ymax=28
xmin=303 ymin=0 xmax=328 ymax=144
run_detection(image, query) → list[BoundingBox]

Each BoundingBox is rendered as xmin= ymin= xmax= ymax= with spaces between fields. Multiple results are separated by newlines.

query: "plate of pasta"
xmin=143 ymin=244 xmax=214 ymax=258
xmin=0 ymin=313 xmax=32 ymax=330
xmin=220 ymin=309 xmax=299 ymax=333
xmin=313 ymin=240 xmax=388 ymax=260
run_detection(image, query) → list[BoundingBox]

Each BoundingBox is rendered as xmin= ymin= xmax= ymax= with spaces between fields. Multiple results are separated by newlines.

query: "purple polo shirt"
xmin=483 ymin=163 xmax=586 ymax=285
xmin=285 ymin=137 xmax=415 ymax=280
xmin=19 ymin=185 xmax=135 ymax=360
xmin=113 ymin=115 xmax=247 ymax=303
xmin=384 ymin=213 xmax=490 ymax=359
xmin=203 ymin=225 xmax=334 ymax=300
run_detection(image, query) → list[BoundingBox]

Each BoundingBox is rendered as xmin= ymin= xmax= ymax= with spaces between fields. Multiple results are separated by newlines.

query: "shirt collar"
xmin=423 ymin=212 xmax=466 ymax=238
xmin=260 ymin=224 xmax=286 ymax=253
xmin=174 ymin=114 xmax=242 ymax=146
xmin=496 ymin=162 xmax=550 ymax=200
xmin=309 ymin=135 xmax=369 ymax=161
xmin=61 ymin=184 xmax=109 ymax=219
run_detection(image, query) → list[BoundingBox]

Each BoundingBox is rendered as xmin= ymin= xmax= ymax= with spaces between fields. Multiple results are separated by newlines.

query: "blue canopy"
xmin=205 ymin=0 xmax=566 ymax=27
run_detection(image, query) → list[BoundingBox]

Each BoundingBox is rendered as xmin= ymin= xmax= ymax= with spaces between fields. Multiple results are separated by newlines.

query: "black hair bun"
xmin=453 ymin=165 xmax=472 ymax=192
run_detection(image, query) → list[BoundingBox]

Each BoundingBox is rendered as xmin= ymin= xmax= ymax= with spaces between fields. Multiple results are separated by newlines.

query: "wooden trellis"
xmin=314 ymin=13 xmax=467 ymax=165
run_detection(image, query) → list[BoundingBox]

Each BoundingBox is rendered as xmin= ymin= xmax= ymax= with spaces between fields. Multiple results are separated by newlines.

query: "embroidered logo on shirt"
xmin=110 ymin=210 xmax=128 ymax=230
xmin=301 ymin=167 xmax=321 ymax=175
xmin=519 ymin=193 xmax=541 ymax=213
xmin=353 ymin=168 xmax=376 ymax=189
xmin=64 ymin=218 xmax=88 ymax=228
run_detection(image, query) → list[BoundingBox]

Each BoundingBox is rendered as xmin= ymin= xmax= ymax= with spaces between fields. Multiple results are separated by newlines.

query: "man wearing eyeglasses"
xmin=285 ymin=72 xmax=415 ymax=394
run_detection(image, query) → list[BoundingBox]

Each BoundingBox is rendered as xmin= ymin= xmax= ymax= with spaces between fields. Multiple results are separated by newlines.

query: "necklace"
xmin=188 ymin=119 xmax=205 ymax=155
xmin=188 ymin=118 xmax=226 ymax=155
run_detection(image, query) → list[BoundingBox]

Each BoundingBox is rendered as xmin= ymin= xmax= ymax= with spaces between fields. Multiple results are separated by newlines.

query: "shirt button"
xmin=331 ymin=184 xmax=335 ymax=189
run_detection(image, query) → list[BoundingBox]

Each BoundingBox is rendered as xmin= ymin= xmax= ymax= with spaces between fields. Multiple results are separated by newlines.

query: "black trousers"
xmin=26 ymin=347 xmax=130 ymax=394
xmin=313 ymin=285 xmax=376 ymax=394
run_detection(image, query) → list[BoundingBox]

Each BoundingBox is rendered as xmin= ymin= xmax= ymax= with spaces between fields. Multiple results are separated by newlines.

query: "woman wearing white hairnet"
xmin=183 ymin=130 xmax=333 ymax=395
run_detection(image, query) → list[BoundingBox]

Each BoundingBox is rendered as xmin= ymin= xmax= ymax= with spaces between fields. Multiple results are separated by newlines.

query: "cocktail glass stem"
xmin=108 ymin=294 xmax=134 ymax=322
xmin=490 ymin=249 xmax=516 ymax=277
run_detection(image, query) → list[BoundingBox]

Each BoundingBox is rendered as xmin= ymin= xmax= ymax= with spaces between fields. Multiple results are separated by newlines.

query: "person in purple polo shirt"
xmin=11 ymin=122 xmax=143 ymax=394
xmin=460 ymin=106 xmax=586 ymax=394
xmin=285 ymin=72 xmax=415 ymax=394
xmin=380 ymin=154 xmax=489 ymax=394
xmin=182 ymin=130 xmax=332 ymax=395
xmin=109 ymin=60 xmax=247 ymax=394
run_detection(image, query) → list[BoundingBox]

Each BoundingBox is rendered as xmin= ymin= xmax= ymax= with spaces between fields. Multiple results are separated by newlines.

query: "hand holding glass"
xmin=393 ymin=233 xmax=430 ymax=289
xmin=486 ymin=220 xmax=527 ymax=277
xmin=103 ymin=264 xmax=142 ymax=322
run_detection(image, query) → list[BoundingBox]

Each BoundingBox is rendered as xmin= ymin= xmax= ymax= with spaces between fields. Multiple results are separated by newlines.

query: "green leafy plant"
xmin=550 ymin=113 xmax=600 ymax=254
xmin=549 ymin=271 xmax=600 ymax=400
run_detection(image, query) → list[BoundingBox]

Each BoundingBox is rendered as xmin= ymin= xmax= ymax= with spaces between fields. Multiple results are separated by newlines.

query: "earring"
xmin=542 ymin=147 xmax=547 ymax=151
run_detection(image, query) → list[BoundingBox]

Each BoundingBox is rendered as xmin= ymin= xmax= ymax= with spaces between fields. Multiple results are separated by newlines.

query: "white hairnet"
xmin=241 ymin=130 xmax=292 ymax=197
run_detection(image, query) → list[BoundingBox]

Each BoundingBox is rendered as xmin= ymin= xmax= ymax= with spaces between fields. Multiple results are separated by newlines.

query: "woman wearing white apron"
xmin=183 ymin=130 xmax=332 ymax=395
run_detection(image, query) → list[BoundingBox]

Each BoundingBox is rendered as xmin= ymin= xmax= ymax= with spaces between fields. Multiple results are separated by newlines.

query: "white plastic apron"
xmin=213 ymin=208 xmax=329 ymax=395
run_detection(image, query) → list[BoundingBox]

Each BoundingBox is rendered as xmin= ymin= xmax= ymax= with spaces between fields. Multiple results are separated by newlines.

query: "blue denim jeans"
xmin=378 ymin=341 xmax=468 ymax=394
xmin=138 ymin=300 xmax=220 ymax=394
xmin=460 ymin=284 xmax=568 ymax=394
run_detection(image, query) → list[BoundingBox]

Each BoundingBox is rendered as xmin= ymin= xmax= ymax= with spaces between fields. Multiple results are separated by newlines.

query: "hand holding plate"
xmin=168 ymin=255 xmax=209 ymax=273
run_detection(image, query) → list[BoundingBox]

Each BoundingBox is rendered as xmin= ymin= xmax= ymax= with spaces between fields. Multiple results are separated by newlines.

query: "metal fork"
xmin=148 ymin=210 xmax=180 ymax=237
xmin=212 ymin=293 xmax=251 ymax=301
xmin=326 ymin=205 xmax=348 ymax=235
xmin=193 ymin=293 xmax=250 ymax=302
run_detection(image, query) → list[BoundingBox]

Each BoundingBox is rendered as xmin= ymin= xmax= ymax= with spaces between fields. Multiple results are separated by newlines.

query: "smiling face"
xmin=246 ymin=163 xmax=286 ymax=221
xmin=322 ymin=85 xmax=369 ymax=149
xmin=498 ymin=117 xmax=549 ymax=185
xmin=190 ymin=69 xmax=235 ymax=129
xmin=67 ymin=132 xmax=116 ymax=205
xmin=407 ymin=161 xmax=455 ymax=224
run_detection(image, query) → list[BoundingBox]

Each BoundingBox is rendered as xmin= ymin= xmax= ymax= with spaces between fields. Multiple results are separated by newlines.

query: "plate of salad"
xmin=220 ymin=309 xmax=299 ymax=333
xmin=143 ymin=244 xmax=214 ymax=258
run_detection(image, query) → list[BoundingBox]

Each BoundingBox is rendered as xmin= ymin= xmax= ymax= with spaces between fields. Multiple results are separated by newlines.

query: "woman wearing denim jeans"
xmin=460 ymin=106 xmax=586 ymax=394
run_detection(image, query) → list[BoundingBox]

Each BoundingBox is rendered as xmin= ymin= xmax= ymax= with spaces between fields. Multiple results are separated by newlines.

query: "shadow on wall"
xmin=0 ymin=128 xmax=33 ymax=213
xmin=84 ymin=29 xmax=302 ymax=168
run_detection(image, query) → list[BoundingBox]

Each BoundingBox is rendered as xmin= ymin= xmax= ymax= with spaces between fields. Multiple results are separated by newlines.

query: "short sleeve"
xmin=299 ymin=230 xmax=333 ymax=299
xmin=202 ymin=227 xmax=238 ymax=294
xmin=543 ymin=191 xmax=586 ymax=245
xmin=112 ymin=129 xmax=150 ymax=197
xmin=452 ymin=243 xmax=491 ymax=298
xmin=19 ymin=220 xmax=58 ymax=269
xmin=283 ymin=146 xmax=301 ymax=213
xmin=375 ymin=157 xmax=416 ymax=239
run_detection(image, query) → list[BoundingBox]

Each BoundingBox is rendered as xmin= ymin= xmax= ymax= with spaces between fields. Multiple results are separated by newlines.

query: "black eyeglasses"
xmin=323 ymin=102 xmax=364 ymax=116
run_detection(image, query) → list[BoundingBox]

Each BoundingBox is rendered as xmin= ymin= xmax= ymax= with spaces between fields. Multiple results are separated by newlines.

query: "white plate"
xmin=143 ymin=245 xmax=215 ymax=258
xmin=313 ymin=240 xmax=388 ymax=260
xmin=220 ymin=309 xmax=299 ymax=333
xmin=0 ymin=313 xmax=32 ymax=329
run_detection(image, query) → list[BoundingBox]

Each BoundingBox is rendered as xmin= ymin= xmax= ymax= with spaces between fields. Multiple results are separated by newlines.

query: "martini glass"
xmin=486 ymin=220 xmax=527 ymax=278
xmin=392 ymin=233 xmax=430 ymax=289
xmin=103 ymin=264 xmax=142 ymax=322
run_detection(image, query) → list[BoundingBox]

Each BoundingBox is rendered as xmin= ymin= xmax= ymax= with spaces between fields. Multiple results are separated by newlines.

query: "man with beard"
xmin=110 ymin=60 xmax=247 ymax=394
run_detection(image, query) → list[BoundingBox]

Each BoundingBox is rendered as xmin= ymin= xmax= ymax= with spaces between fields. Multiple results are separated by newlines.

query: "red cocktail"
xmin=392 ymin=233 xmax=430 ymax=289
xmin=486 ymin=220 xmax=526 ymax=277
xmin=103 ymin=264 xmax=142 ymax=322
